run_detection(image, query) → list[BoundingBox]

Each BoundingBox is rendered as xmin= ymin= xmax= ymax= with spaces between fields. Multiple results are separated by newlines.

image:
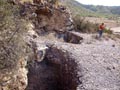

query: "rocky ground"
xmin=111 ymin=27 xmax=120 ymax=34
xmin=31 ymin=32 xmax=120 ymax=90
xmin=59 ymin=34 xmax=120 ymax=90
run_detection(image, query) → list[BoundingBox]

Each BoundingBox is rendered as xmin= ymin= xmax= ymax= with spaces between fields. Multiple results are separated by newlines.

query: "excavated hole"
xmin=26 ymin=47 xmax=80 ymax=90
xmin=54 ymin=31 xmax=83 ymax=44
xmin=63 ymin=31 xmax=83 ymax=44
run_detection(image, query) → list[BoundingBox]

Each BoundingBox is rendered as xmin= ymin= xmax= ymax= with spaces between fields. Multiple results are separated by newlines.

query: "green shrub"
xmin=104 ymin=28 xmax=113 ymax=34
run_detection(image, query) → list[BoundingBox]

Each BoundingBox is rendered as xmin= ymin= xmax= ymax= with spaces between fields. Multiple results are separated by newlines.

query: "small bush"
xmin=104 ymin=28 xmax=113 ymax=34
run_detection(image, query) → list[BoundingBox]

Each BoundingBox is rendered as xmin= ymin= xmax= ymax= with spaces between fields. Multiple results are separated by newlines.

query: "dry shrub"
xmin=104 ymin=28 xmax=113 ymax=34
xmin=73 ymin=15 xmax=98 ymax=33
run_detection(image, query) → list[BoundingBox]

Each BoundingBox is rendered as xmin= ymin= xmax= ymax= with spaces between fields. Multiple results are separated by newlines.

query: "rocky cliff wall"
xmin=0 ymin=0 xmax=81 ymax=90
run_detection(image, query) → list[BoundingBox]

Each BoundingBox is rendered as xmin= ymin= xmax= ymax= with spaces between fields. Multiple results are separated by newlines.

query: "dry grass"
xmin=20 ymin=0 xmax=33 ymax=3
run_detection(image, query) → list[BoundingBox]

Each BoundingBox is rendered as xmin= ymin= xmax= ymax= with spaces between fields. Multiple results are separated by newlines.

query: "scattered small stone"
xmin=106 ymin=67 xmax=111 ymax=70
xmin=112 ymin=44 xmax=115 ymax=47
xmin=113 ymin=66 xmax=115 ymax=69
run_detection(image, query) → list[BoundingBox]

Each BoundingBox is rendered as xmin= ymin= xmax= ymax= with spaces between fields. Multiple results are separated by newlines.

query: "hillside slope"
xmin=82 ymin=4 xmax=120 ymax=15
xmin=60 ymin=0 xmax=97 ymax=17
xmin=60 ymin=0 xmax=120 ymax=18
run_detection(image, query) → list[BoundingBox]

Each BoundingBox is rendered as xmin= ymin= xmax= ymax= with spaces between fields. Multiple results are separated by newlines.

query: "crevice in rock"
xmin=25 ymin=47 xmax=80 ymax=90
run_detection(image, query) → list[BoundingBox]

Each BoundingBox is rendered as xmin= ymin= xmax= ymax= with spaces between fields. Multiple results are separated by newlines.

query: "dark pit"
xmin=25 ymin=47 xmax=80 ymax=90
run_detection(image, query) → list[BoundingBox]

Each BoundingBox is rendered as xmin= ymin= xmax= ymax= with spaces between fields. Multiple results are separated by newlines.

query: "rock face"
xmin=17 ymin=1 xmax=80 ymax=90
xmin=35 ymin=10 xmax=73 ymax=32
xmin=18 ymin=0 xmax=75 ymax=34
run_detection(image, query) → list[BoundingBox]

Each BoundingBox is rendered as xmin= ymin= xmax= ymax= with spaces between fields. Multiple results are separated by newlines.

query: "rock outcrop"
xmin=18 ymin=0 xmax=74 ymax=32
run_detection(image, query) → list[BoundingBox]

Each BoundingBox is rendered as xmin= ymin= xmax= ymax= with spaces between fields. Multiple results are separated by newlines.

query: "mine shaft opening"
xmin=26 ymin=47 xmax=80 ymax=90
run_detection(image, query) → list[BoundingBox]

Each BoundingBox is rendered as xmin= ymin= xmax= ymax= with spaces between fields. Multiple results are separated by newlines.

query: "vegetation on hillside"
xmin=60 ymin=0 xmax=97 ymax=17
xmin=0 ymin=0 xmax=30 ymax=72
xmin=82 ymin=5 xmax=120 ymax=15
xmin=60 ymin=0 xmax=120 ymax=19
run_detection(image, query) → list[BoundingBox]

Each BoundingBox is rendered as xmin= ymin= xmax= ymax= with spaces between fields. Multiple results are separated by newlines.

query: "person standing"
xmin=98 ymin=23 xmax=105 ymax=38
